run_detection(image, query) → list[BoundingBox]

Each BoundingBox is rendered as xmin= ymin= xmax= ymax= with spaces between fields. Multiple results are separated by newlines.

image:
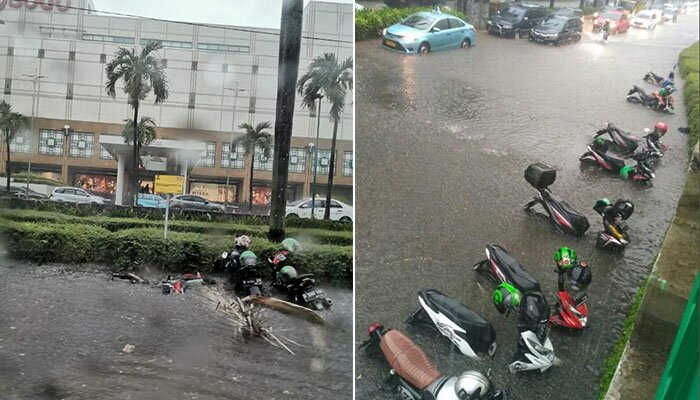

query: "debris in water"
xmin=122 ymin=344 xmax=135 ymax=353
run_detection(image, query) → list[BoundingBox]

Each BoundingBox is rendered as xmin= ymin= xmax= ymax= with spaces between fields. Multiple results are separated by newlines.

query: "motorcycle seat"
xmin=380 ymin=329 xmax=442 ymax=390
xmin=488 ymin=245 xmax=541 ymax=293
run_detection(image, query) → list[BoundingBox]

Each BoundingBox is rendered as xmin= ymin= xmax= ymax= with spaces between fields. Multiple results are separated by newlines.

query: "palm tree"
xmin=233 ymin=121 xmax=273 ymax=212
xmin=296 ymin=53 xmax=353 ymax=220
xmin=105 ymin=40 xmax=168 ymax=205
xmin=122 ymin=116 xmax=157 ymax=187
xmin=0 ymin=101 xmax=28 ymax=192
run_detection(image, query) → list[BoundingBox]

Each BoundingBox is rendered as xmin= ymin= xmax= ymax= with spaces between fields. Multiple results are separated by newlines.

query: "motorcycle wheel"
xmin=249 ymin=285 xmax=261 ymax=296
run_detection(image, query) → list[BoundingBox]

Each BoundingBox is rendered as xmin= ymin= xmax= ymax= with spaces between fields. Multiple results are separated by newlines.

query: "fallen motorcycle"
xmin=626 ymin=85 xmax=674 ymax=113
xmin=593 ymin=198 xmax=634 ymax=251
xmin=579 ymin=142 xmax=656 ymax=185
xmin=594 ymin=123 xmax=641 ymax=155
xmin=405 ymin=288 xmax=497 ymax=359
xmin=643 ymin=67 xmax=675 ymax=88
xmin=523 ymin=163 xmax=590 ymax=237
xmin=360 ymin=323 xmax=508 ymax=400
xmin=275 ymin=266 xmax=331 ymax=310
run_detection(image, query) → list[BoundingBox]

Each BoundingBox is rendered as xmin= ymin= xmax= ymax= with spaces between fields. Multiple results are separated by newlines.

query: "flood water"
xmin=0 ymin=263 xmax=352 ymax=400
xmin=355 ymin=15 xmax=699 ymax=400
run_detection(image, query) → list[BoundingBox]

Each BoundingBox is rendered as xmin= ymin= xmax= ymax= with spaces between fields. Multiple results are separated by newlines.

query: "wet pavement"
xmin=355 ymin=14 xmax=699 ymax=400
xmin=0 ymin=263 xmax=352 ymax=400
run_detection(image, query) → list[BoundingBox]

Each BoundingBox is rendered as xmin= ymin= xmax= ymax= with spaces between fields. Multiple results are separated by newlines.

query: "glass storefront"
xmin=75 ymin=174 xmax=116 ymax=200
xmin=252 ymin=186 xmax=272 ymax=205
xmin=190 ymin=182 xmax=238 ymax=203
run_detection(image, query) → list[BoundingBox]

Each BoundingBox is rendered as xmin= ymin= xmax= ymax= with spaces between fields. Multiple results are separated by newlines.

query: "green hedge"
xmin=679 ymin=41 xmax=699 ymax=151
xmin=0 ymin=209 xmax=352 ymax=246
xmin=0 ymin=219 xmax=352 ymax=285
xmin=356 ymin=7 xmax=469 ymax=41
xmin=0 ymin=197 xmax=352 ymax=232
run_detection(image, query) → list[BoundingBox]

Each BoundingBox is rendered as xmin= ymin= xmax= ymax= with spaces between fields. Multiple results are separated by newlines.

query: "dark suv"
xmin=529 ymin=16 xmax=583 ymax=45
xmin=487 ymin=3 xmax=547 ymax=39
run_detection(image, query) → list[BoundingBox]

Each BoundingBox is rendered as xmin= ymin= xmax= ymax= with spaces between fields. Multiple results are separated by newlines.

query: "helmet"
xmin=593 ymin=198 xmax=611 ymax=215
xmin=553 ymin=246 xmax=577 ymax=271
xmin=593 ymin=137 xmax=610 ymax=152
xmin=234 ymin=235 xmax=251 ymax=249
xmin=654 ymin=122 xmax=668 ymax=135
xmin=613 ymin=199 xmax=634 ymax=220
xmin=279 ymin=266 xmax=298 ymax=283
xmin=272 ymin=252 xmax=287 ymax=265
xmin=659 ymin=87 xmax=667 ymax=96
xmin=281 ymin=238 xmax=303 ymax=253
xmin=565 ymin=263 xmax=592 ymax=293
xmin=619 ymin=165 xmax=633 ymax=180
xmin=493 ymin=283 xmax=521 ymax=315
xmin=454 ymin=370 xmax=490 ymax=400
xmin=239 ymin=250 xmax=257 ymax=266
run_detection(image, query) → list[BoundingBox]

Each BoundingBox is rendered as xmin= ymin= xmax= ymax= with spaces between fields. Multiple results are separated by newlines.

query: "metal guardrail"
xmin=655 ymin=273 xmax=699 ymax=400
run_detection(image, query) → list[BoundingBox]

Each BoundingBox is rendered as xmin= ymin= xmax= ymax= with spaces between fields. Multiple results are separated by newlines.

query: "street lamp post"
xmin=224 ymin=81 xmax=247 ymax=209
xmin=63 ymin=125 xmax=70 ymax=184
xmin=310 ymin=94 xmax=323 ymax=219
xmin=22 ymin=68 xmax=47 ymax=192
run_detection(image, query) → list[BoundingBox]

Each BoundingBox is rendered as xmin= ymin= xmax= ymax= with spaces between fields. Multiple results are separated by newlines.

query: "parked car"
xmin=50 ymin=187 xmax=106 ymax=204
xmin=0 ymin=185 xmax=48 ymax=199
xmin=648 ymin=7 xmax=665 ymax=24
xmin=382 ymin=10 xmax=476 ymax=54
xmin=137 ymin=193 xmax=167 ymax=209
xmin=169 ymin=194 xmax=225 ymax=213
xmin=551 ymin=7 xmax=584 ymax=22
xmin=631 ymin=10 xmax=659 ymax=29
xmin=529 ymin=16 xmax=583 ymax=45
xmin=593 ymin=10 xmax=631 ymax=33
xmin=662 ymin=5 xmax=679 ymax=21
xmin=286 ymin=198 xmax=353 ymax=223
xmin=487 ymin=3 xmax=547 ymax=39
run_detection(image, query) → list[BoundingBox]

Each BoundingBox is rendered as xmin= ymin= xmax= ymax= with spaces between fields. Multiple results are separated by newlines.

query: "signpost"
xmin=154 ymin=175 xmax=184 ymax=239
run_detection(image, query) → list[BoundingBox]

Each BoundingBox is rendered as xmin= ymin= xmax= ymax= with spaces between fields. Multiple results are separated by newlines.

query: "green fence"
xmin=655 ymin=273 xmax=699 ymax=400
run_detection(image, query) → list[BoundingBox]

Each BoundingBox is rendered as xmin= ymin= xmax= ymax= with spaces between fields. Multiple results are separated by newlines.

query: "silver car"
xmin=50 ymin=187 xmax=106 ymax=204
xmin=169 ymin=194 xmax=225 ymax=213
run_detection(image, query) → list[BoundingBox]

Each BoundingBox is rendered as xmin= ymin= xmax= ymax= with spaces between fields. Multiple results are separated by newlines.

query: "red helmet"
xmin=655 ymin=122 xmax=668 ymax=135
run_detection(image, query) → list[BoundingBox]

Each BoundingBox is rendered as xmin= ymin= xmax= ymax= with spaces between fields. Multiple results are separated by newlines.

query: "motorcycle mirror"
xmin=221 ymin=252 xmax=228 ymax=259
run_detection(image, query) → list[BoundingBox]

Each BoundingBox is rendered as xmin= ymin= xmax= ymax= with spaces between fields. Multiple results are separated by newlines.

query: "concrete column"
xmin=180 ymin=159 xmax=189 ymax=195
xmin=115 ymin=155 xmax=125 ymax=205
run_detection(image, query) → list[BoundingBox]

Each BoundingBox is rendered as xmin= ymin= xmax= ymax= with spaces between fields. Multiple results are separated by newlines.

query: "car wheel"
xmin=460 ymin=38 xmax=471 ymax=49
xmin=339 ymin=216 xmax=352 ymax=223
xmin=287 ymin=213 xmax=299 ymax=219
xmin=514 ymin=30 xmax=521 ymax=40
xmin=418 ymin=42 xmax=430 ymax=54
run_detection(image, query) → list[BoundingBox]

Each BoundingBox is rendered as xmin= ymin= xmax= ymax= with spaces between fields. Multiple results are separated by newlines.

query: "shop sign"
xmin=155 ymin=175 xmax=184 ymax=195
xmin=0 ymin=0 xmax=71 ymax=12
xmin=141 ymin=155 xmax=167 ymax=172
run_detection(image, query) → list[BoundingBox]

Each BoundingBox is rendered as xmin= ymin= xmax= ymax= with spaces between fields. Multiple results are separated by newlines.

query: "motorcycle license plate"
xmin=302 ymin=289 xmax=324 ymax=302
xmin=575 ymin=294 xmax=588 ymax=306
xmin=244 ymin=278 xmax=262 ymax=286
xmin=384 ymin=39 xmax=397 ymax=48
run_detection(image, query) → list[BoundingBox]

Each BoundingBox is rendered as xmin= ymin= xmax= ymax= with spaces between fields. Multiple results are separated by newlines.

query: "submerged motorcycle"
xmin=550 ymin=248 xmax=591 ymax=329
xmin=579 ymin=143 xmax=656 ymax=184
xmin=473 ymin=244 xmax=558 ymax=373
xmin=406 ymin=289 xmax=497 ymax=359
xmin=220 ymin=250 xmax=264 ymax=296
xmin=626 ymin=85 xmax=674 ymax=113
xmin=643 ymin=67 xmax=675 ymax=88
xmin=361 ymin=324 xmax=507 ymax=400
xmin=594 ymin=123 xmax=641 ymax=155
xmin=523 ymin=163 xmax=590 ymax=237
xmin=593 ymin=198 xmax=635 ymax=251
xmin=274 ymin=265 xmax=331 ymax=310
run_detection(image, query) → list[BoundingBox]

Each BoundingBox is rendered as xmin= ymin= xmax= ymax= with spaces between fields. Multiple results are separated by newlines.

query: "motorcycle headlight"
xmin=503 ymin=24 xmax=512 ymax=29
xmin=566 ymin=302 xmax=584 ymax=319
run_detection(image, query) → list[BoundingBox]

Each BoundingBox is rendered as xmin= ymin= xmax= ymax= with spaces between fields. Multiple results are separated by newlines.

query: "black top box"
xmin=525 ymin=163 xmax=556 ymax=189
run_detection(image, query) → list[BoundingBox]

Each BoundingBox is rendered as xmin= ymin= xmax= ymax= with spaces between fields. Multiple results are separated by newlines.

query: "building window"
xmin=254 ymin=146 xmax=273 ymax=171
xmin=100 ymin=53 xmax=106 ymax=63
xmin=220 ymin=143 xmax=245 ymax=169
xmin=38 ymin=49 xmax=45 ymax=58
xmin=99 ymin=144 xmax=114 ymax=160
xmin=314 ymin=149 xmax=335 ymax=175
xmin=342 ymin=151 xmax=353 ymax=177
xmin=9 ymin=131 xmax=30 ymax=153
xmin=288 ymin=147 xmax=306 ymax=174
xmin=196 ymin=43 xmax=250 ymax=53
xmin=196 ymin=141 xmax=216 ymax=167
xmin=82 ymin=34 xmax=135 ymax=44
xmin=249 ymin=96 xmax=256 ymax=114
xmin=69 ymin=132 xmax=94 ymax=158
xmin=38 ymin=130 xmax=64 ymax=156
xmin=140 ymin=39 xmax=192 ymax=49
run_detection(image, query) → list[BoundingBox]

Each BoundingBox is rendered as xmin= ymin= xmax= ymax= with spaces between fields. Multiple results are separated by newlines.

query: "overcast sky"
xmin=92 ymin=0 xmax=353 ymax=29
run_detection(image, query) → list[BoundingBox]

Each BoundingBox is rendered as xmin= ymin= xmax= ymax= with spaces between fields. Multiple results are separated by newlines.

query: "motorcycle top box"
xmin=525 ymin=163 xmax=557 ymax=189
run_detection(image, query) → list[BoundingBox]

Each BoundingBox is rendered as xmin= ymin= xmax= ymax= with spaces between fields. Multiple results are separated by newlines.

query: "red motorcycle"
xmin=549 ymin=262 xmax=591 ymax=329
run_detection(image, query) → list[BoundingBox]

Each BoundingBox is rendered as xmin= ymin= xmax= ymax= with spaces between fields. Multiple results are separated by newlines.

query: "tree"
xmin=296 ymin=53 xmax=353 ymax=220
xmin=234 ymin=121 xmax=273 ymax=212
xmin=105 ymin=41 xmax=168 ymax=205
xmin=0 ymin=101 xmax=28 ymax=192
xmin=122 ymin=116 xmax=157 ymax=180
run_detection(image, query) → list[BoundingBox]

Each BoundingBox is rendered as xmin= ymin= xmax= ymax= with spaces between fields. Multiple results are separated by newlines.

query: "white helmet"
xmin=454 ymin=371 xmax=490 ymax=400
xmin=234 ymin=235 xmax=251 ymax=249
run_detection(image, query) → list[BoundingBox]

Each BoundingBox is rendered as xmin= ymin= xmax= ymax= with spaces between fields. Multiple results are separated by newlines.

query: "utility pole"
xmin=22 ymin=68 xmax=47 ymax=192
xmin=310 ymin=94 xmax=323 ymax=219
xmin=268 ymin=0 xmax=303 ymax=242
xmin=224 ymin=81 xmax=247 ymax=209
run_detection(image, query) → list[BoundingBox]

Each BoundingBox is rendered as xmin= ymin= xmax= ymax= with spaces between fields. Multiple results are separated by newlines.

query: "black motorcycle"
xmin=523 ymin=163 xmax=590 ymax=237
xmin=580 ymin=144 xmax=656 ymax=185
xmin=626 ymin=85 xmax=674 ymax=113
xmin=593 ymin=199 xmax=634 ymax=251
xmin=594 ymin=123 xmax=641 ymax=155
xmin=360 ymin=324 xmax=507 ymax=400
xmin=406 ymin=289 xmax=497 ymax=359
xmin=219 ymin=250 xmax=263 ymax=296
xmin=274 ymin=265 xmax=331 ymax=310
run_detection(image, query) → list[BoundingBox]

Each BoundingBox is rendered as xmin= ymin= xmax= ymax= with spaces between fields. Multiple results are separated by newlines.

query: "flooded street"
xmin=355 ymin=15 xmax=699 ymax=400
xmin=0 ymin=263 xmax=352 ymax=400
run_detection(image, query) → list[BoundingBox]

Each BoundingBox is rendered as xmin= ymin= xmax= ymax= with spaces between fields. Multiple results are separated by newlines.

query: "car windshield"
xmin=500 ymin=7 xmax=525 ymax=21
xmin=602 ymin=12 xmax=621 ymax=20
xmin=540 ymin=18 xmax=565 ymax=28
xmin=636 ymin=13 xmax=651 ymax=19
xmin=400 ymin=15 xmax=436 ymax=30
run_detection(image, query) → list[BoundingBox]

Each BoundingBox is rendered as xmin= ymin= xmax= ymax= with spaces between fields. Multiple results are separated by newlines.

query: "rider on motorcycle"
xmin=602 ymin=20 xmax=611 ymax=39
xmin=646 ymin=121 xmax=668 ymax=150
